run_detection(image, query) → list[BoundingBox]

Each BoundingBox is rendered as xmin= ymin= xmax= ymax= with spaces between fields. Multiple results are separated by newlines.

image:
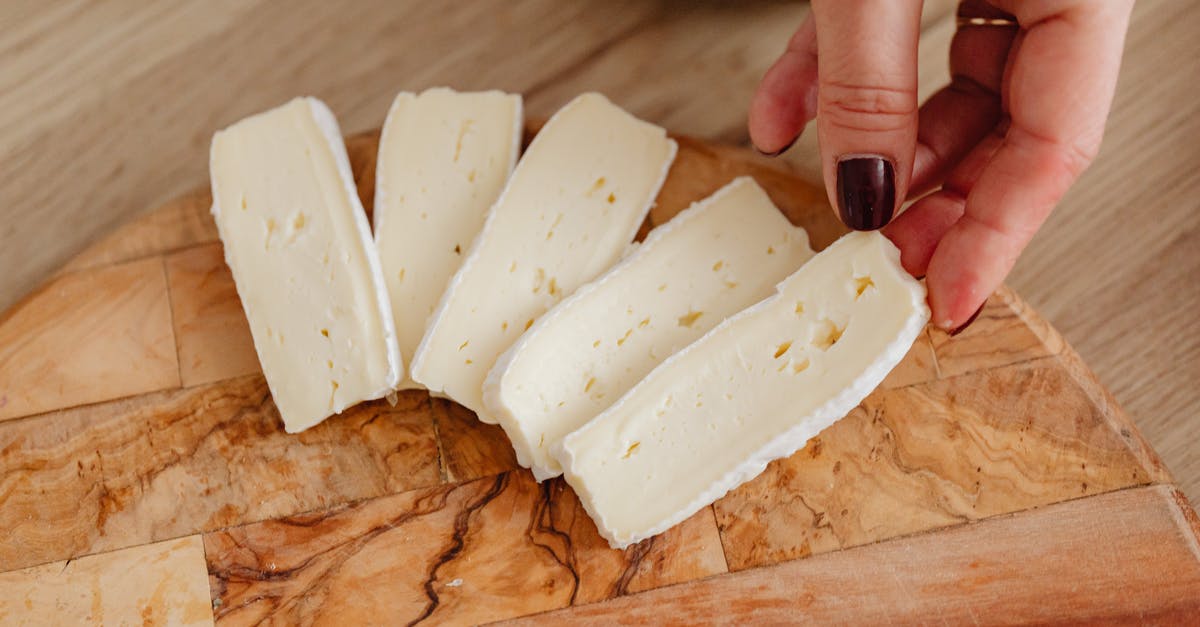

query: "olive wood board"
xmin=0 ymin=127 xmax=1195 ymax=626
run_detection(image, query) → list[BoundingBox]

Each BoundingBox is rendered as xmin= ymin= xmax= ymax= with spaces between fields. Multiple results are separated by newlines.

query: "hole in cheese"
xmin=320 ymin=328 xmax=329 ymax=338
xmin=585 ymin=377 xmax=596 ymax=393
xmin=774 ymin=341 xmax=792 ymax=358
xmin=677 ymin=310 xmax=703 ymax=328
xmin=814 ymin=319 xmax=844 ymax=350
xmin=622 ymin=441 xmax=640 ymax=459
xmin=793 ymin=359 xmax=810 ymax=374
xmin=712 ymin=260 xmax=724 ymax=271
xmin=853 ymin=275 xmax=875 ymax=299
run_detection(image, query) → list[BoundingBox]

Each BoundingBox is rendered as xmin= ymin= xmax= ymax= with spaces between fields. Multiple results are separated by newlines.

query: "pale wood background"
xmin=1 ymin=0 xmax=1196 ymax=504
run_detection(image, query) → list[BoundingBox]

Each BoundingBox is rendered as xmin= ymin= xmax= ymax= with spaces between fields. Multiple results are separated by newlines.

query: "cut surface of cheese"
xmin=484 ymin=177 xmax=814 ymax=481
xmin=374 ymin=88 xmax=522 ymax=390
xmin=555 ymin=231 xmax=929 ymax=548
xmin=410 ymin=92 xmax=677 ymax=420
xmin=210 ymin=97 xmax=401 ymax=433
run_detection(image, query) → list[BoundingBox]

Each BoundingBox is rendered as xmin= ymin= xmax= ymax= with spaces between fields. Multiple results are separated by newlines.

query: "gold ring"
xmin=956 ymin=16 xmax=1020 ymax=28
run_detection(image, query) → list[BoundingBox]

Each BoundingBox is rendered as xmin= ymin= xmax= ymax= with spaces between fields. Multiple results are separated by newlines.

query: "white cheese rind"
xmin=410 ymin=92 xmax=677 ymax=420
xmin=554 ymin=231 xmax=929 ymax=548
xmin=483 ymin=177 xmax=814 ymax=481
xmin=210 ymin=97 xmax=402 ymax=433
xmin=374 ymin=88 xmax=522 ymax=391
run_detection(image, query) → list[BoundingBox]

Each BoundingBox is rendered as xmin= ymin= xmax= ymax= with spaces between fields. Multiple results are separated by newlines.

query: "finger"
xmin=926 ymin=0 xmax=1134 ymax=329
xmin=811 ymin=0 xmax=924 ymax=231
xmin=749 ymin=14 xmax=818 ymax=155
xmin=885 ymin=127 xmax=1005 ymax=276
xmin=909 ymin=8 xmax=1016 ymax=195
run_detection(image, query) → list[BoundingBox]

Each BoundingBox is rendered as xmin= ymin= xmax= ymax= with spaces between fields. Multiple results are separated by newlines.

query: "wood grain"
xmin=713 ymin=356 xmax=1162 ymax=572
xmin=505 ymin=485 xmax=1200 ymax=625
xmin=165 ymin=242 xmax=260 ymax=387
xmin=0 ymin=536 xmax=213 ymax=627
xmin=0 ymin=377 xmax=440 ymax=571
xmin=0 ymin=257 xmax=179 ymax=422
xmin=205 ymin=471 xmax=727 ymax=625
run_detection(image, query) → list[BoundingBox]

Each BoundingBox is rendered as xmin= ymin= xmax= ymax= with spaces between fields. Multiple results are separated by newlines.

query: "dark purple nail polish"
xmin=836 ymin=156 xmax=895 ymax=230
xmin=949 ymin=304 xmax=985 ymax=337
xmin=758 ymin=135 xmax=799 ymax=157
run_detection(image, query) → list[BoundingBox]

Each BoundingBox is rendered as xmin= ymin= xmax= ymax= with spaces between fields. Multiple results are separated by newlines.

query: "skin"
xmin=749 ymin=0 xmax=1135 ymax=330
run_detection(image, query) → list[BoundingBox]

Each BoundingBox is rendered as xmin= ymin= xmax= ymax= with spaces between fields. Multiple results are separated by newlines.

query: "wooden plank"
xmin=0 ymin=257 xmax=179 ymax=422
xmin=164 ymin=242 xmax=259 ymax=387
xmin=0 ymin=377 xmax=440 ymax=571
xmin=504 ymin=485 xmax=1200 ymax=625
xmin=713 ymin=357 xmax=1162 ymax=572
xmin=0 ymin=536 xmax=213 ymax=627
xmin=204 ymin=471 xmax=727 ymax=626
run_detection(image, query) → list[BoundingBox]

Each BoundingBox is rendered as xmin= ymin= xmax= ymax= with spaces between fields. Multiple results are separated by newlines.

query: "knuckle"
xmin=1011 ymin=125 xmax=1101 ymax=180
xmin=820 ymin=79 xmax=917 ymax=133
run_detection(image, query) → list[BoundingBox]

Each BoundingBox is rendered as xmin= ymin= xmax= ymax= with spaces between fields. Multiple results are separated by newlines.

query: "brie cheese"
xmin=555 ymin=231 xmax=929 ymax=548
xmin=409 ymin=93 xmax=677 ymax=420
xmin=209 ymin=97 xmax=402 ymax=433
xmin=484 ymin=177 xmax=814 ymax=481
xmin=374 ymin=88 xmax=522 ymax=390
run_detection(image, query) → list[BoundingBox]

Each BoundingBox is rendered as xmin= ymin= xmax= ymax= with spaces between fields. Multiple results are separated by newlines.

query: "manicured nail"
xmin=949 ymin=304 xmax=985 ymax=337
xmin=836 ymin=156 xmax=895 ymax=231
xmin=758 ymin=135 xmax=799 ymax=157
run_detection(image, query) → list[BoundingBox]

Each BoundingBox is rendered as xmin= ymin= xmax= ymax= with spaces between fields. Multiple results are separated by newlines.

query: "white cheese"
xmin=555 ymin=231 xmax=929 ymax=548
xmin=409 ymin=93 xmax=677 ymax=420
xmin=209 ymin=97 xmax=401 ymax=433
xmin=374 ymin=88 xmax=522 ymax=390
xmin=484 ymin=177 xmax=814 ymax=481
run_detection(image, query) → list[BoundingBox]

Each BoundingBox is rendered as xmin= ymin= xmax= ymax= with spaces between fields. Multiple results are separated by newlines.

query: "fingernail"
xmin=758 ymin=135 xmax=799 ymax=157
xmin=949 ymin=304 xmax=985 ymax=337
xmin=836 ymin=156 xmax=895 ymax=231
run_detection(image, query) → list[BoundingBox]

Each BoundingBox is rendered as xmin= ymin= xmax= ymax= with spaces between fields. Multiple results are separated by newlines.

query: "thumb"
xmin=812 ymin=0 xmax=923 ymax=231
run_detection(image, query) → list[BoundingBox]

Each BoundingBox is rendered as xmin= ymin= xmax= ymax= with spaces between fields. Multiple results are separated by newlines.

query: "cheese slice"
xmin=484 ymin=177 xmax=814 ymax=481
xmin=410 ymin=93 xmax=677 ymax=420
xmin=209 ymin=97 xmax=401 ymax=433
xmin=374 ymin=88 xmax=522 ymax=390
xmin=555 ymin=231 xmax=929 ymax=548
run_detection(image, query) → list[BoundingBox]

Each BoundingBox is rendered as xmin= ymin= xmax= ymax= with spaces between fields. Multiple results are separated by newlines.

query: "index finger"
xmin=924 ymin=0 xmax=1134 ymax=329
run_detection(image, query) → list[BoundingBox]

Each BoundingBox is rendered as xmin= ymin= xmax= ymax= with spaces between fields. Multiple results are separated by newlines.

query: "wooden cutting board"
xmin=1 ymin=127 xmax=1198 ymax=626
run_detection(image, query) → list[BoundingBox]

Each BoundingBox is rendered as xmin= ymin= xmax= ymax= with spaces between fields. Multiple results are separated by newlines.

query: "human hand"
xmin=748 ymin=0 xmax=1134 ymax=332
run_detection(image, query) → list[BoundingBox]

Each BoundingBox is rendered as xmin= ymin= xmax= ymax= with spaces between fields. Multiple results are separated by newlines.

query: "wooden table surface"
xmin=2 ymin=0 xmax=1196 ymax=514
